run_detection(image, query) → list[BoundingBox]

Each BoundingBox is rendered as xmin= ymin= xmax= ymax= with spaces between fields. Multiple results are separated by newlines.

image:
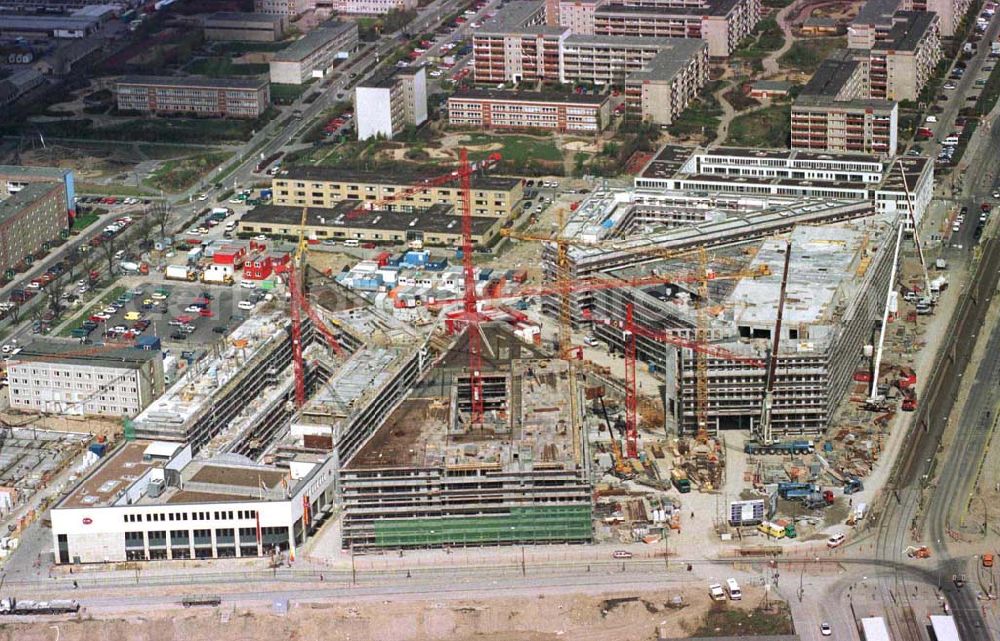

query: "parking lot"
xmin=66 ymin=280 xmax=269 ymax=349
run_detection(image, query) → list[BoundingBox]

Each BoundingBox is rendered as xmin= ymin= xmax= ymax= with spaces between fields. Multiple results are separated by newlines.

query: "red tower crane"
xmin=611 ymin=303 xmax=767 ymax=458
xmin=284 ymin=207 xmax=346 ymax=408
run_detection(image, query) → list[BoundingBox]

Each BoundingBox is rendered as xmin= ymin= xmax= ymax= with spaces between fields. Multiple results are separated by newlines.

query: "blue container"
xmin=89 ymin=443 xmax=107 ymax=457
xmin=478 ymin=268 xmax=493 ymax=281
xmin=136 ymin=336 xmax=161 ymax=351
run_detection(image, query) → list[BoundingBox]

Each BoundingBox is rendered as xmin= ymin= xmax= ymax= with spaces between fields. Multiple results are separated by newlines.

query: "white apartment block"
xmin=7 ymin=343 xmax=165 ymax=418
xmin=327 ymin=0 xmax=417 ymax=14
xmin=255 ymin=0 xmax=308 ymax=17
xmin=355 ymin=66 xmax=427 ymax=140
xmin=269 ymin=22 xmax=359 ymax=85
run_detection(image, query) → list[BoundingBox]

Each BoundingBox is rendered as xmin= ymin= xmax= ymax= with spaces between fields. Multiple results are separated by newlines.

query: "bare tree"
xmin=151 ymin=202 xmax=171 ymax=240
xmin=99 ymin=236 xmax=117 ymax=281
xmin=135 ymin=217 xmax=156 ymax=252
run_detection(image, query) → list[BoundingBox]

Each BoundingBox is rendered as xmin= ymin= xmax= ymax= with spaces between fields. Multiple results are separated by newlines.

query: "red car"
xmin=982 ymin=202 xmax=992 ymax=212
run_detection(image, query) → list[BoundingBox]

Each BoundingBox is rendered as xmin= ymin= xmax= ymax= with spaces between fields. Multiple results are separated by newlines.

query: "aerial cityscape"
xmin=0 ymin=0 xmax=996 ymax=637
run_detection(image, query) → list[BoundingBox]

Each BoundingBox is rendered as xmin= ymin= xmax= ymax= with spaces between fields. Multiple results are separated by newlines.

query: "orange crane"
xmin=605 ymin=303 xmax=767 ymax=458
xmin=283 ymin=207 xmax=346 ymax=407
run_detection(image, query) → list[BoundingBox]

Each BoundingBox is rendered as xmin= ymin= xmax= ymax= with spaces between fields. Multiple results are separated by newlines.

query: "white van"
xmin=708 ymin=584 xmax=726 ymax=601
xmin=726 ymin=578 xmax=742 ymax=600
xmin=344 ymin=239 xmax=359 ymax=247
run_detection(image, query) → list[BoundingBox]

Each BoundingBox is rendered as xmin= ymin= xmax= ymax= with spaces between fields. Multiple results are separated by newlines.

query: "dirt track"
xmin=0 ymin=588 xmax=783 ymax=641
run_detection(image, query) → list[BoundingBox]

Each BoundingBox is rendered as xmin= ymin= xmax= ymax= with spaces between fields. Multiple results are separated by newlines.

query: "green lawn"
xmin=459 ymin=133 xmax=563 ymax=163
xmin=733 ymin=17 xmax=785 ymax=61
xmin=58 ymin=286 xmax=127 ymax=337
xmin=187 ymin=57 xmax=269 ymax=77
xmin=215 ymin=41 xmax=289 ymax=54
xmin=146 ymin=151 xmax=233 ymax=192
xmin=779 ymin=38 xmax=846 ymax=75
xmin=77 ymin=182 xmax=156 ymax=197
xmin=726 ymin=103 xmax=791 ymax=147
xmin=7 ymin=110 xmax=279 ymax=144
xmin=71 ymin=212 xmax=100 ymax=231
xmin=271 ymin=82 xmax=312 ymax=104
xmin=668 ymin=81 xmax=724 ymax=141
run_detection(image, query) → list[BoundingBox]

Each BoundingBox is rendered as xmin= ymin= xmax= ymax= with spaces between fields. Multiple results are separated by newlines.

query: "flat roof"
xmin=12 ymin=339 xmax=160 ymax=370
xmin=272 ymin=21 xmax=356 ymax=62
xmin=277 ymin=164 xmax=522 ymax=191
xmin=205 ymin=11 xmax=283 ymax=24
xmin=627 ymin=42 xmax=707 ymax=82
xmin=358 ymin=65 xmax=423 ymax=89
xmin=60 ymin=441 xmax=162 ymax=509
xmin=477 ymin=0 xmax=552 ymax=34
xmin=0 ymin=164 xmax=71 ymax=180
xmin=0 ymin=15 xmax=100 ymax=30
xmin=242 ymin=202 xmax=500 ymax=236
xmin=0 ymin=182 xmax=61 ymax=225
xmin=874 ymin=11 xmax=937 ymax=51
xmin=449 ymin=88 xmax=609 ymax=105
xmin=798 ymin=52 xmax=860 ymax=98
xmin=596 ymin=0 xmax=742 ymax=18
xmin=117 ymin=74 xmax=267 ymax=90
xmin=729 ymin=225 xmax=865 ymax=328
xmin=853 ymin=0 xmax=903 ymax=26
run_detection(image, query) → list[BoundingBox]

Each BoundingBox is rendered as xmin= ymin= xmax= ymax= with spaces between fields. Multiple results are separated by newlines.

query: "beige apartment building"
xmin=0 ymin=182 xmax=68 ymax=273
xmin=115 ymin=76 xmax=270 ymax=118
xmin=870 ymin=15 xmax=940 ymax=102
xmin=447 ymin=89 xmax=611 ymax=132
xmin=550 ymin=0 xmax=759 ymax=57
xmin=621 ymin=39 xmax=709 ymax=125
xmin=327 ymin=0 xmax=417 ymax=13
xmin=271 ymin=167 xmax=524 ymax=220
xmin=255 ymin=0 xmax=308 ymax=17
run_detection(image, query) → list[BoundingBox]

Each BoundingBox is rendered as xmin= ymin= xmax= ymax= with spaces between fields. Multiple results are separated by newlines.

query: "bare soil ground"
xmin=0 ymin=589 xmax=791 ymax=641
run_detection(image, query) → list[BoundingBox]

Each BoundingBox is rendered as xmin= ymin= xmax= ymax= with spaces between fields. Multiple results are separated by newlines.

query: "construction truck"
xmin=744 ymin=440 xmax=814 ymax=455
xmin=778 ymin=482 xmax=816 ymax=500
xmin=671 ymin=469 xmax=691 ymax=493
xmin=843 ymin=477 xmax=864 ymax=494
xmin=0 ymin=598 xmax=79 ymax=615
xmin=165 ymin=265 xmax=196 ymax=282
xmin=803 ymin=490 xmax=835 ymax=509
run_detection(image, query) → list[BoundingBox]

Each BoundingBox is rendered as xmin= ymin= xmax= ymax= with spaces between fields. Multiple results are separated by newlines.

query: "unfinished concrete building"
xmin=340 ymin=326 xmax=592 ymax=550
xmin=591 ymin=220 xmax=900 ymax=436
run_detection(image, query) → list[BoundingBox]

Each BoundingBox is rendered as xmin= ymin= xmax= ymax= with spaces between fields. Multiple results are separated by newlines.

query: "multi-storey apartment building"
xmin=546 ymin=0 xmax=758 ymax=57
xmin=622 ymin=39 xmax=709 ymax=125
xmin=791 ymin=52 xmax=898 ymax=155
xmin=0 ymin=182 xmax=69 ymax=272
xmin=473 ymin=4 xmax=708 ymax=122
xmin=355 ymin=67 xmax=427 ymax=140
xmin=268 ymin=22 xmax=359 ymax=84
xmin=0 ymin=164 xmax=75 ymax=218
xmin=447 ymin=89 xmax=611 ymax=132
xmin=203 ymin=12 xmax=287 ymax=42
xmin=865 ymin=11 xmax=940 ymax=101
xmin=7 ymin=341 xmax=165 ymax=417
xmin=592 ymin=0 xmax=760 ymax=57
xmin=271 ymin=166 xmax=525 ymax=219
xmin=116 ymin=76 xmax=270 ymax=118
xmin=255 ymin=0 xmax=308 ymax=18
xmin=326 ymin=0 xmax=418 ymax=13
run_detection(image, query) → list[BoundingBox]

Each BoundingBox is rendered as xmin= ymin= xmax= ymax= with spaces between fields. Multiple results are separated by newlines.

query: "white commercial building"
xmin=50 ymin=440 xmax=337 ymax=563
xmin=355 ymin=66 xmax=427 ymax=140
xmin=7 ymin=342 xmax=164 ymax=418
xmin=328 ymin=0 xmax=418 ymax=14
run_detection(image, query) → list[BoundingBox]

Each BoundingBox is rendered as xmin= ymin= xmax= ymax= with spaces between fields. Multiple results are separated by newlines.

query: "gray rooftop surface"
xmin=204 ymin=11 xmax=284 ymax=24
xmin=0 ymin=182 xmax=61 ymax=224
xmin=0 ymin=164 xmax=72 ymax=179
xmin=272 ymin=21 xmax=356 ymax=62
xmin=449 ymin=88 xmax=609 ymax=104
xmin=13 ymin=339 xmax=161 ymax=370
xmin=277 ymin=164 xmax=522 ymax=191
xmin=242 ymin=202 xmax=499 ymax=236
xmin=117 ymin=74 xmax=268 ymax=89
xmin=874 ymin=11 xmax=937 ymax=51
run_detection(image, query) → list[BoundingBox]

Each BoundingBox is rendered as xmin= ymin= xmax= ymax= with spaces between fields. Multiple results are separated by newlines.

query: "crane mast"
xmin=755 ymin=239 xmax=792 ymax=446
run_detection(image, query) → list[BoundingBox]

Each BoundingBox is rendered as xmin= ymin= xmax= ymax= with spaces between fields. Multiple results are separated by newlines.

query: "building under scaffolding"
xmin=340 ymin=326 xmax=592 ymax=550
xmin=593 ymin=221 xmax=900 ymax=436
